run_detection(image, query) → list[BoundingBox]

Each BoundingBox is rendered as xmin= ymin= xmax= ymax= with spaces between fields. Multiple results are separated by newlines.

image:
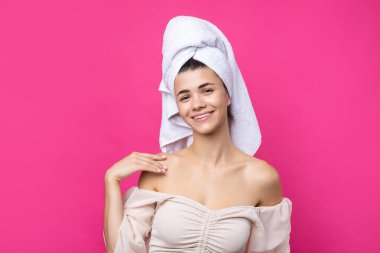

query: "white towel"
xmin=158 ymin=16 xmax=261 ymax=156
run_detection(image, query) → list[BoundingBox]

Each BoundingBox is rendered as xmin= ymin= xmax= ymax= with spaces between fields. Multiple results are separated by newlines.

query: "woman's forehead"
xmin=174 ymin=68 xmax=222 ymax=90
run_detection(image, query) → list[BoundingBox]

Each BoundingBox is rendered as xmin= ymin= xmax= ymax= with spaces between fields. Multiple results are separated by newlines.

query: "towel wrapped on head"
xmin=158 ymin=15 xmax=261 ymax=156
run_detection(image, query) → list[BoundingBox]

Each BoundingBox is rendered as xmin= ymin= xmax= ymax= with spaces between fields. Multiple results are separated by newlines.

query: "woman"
xmin=104 ymin=16 xmax=292 ymax=253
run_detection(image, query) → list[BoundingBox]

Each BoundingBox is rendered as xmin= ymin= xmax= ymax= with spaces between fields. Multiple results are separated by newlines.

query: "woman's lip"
xmin=192 ymin=111 xmax=214 ymax=122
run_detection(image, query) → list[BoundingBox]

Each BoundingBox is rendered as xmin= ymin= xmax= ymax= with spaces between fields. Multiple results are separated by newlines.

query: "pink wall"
xmin=0 ymin=0 xmax=379 ymax=252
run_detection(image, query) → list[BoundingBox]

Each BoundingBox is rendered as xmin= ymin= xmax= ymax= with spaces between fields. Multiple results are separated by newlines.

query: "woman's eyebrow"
xmin=176 ymin=82 xmax=215 ymax=97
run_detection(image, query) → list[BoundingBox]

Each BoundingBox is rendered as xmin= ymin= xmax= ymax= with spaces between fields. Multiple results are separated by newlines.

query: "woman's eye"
xmin=180 ymin=90 xmax=212 ymax=101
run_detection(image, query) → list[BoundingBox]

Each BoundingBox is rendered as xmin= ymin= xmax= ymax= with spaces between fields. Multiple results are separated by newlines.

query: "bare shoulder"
xmin=243 ymin=157 xmax=284 ymax=206
xmin=137 ymin=152 xmax=176 ymax=191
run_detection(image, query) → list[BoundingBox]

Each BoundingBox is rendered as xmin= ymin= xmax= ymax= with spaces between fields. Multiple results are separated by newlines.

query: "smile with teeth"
xmin=192 ymin=111 xmax=214 ymax=122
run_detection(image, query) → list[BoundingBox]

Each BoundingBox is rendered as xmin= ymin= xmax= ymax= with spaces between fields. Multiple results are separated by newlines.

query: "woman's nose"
xmin=191 ymin=94 xmax=206 ymax=109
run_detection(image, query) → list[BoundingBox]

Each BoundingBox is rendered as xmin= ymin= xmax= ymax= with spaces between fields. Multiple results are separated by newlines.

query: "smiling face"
xmin=174 ymin=66 xmax=231 ymax=134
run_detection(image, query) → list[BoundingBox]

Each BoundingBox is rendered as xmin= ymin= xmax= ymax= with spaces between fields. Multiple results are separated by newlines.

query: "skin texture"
xmin=138 ymin=67 xmax=284 ymax=208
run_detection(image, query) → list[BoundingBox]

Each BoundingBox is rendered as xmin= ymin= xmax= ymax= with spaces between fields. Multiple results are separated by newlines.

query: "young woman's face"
xmin=174 ymin=67 xmax=231 ymax=133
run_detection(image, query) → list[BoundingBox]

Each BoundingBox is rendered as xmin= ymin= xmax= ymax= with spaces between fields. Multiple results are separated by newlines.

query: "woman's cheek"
xmin=178 ymin=106 xmax=187 ymax=119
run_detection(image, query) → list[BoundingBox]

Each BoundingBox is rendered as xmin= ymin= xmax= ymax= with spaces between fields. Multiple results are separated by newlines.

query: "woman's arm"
xmin=103 ymin=168 xmax=135 ymax=253
xmin=103 ymin=152 xmax=167 ymax=252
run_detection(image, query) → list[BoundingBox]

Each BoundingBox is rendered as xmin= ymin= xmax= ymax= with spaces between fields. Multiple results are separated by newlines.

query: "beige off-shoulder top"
xmin=105 ymin=186 xmax=292 ymax=253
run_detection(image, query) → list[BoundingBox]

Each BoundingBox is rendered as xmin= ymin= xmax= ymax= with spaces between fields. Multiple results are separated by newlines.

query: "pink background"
xmin=0 ymin=0 xmax=379 ymax=252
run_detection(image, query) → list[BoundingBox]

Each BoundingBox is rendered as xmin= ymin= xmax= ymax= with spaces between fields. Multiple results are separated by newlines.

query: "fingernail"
xmin=161 ymin=155 xmax=167 ymax=158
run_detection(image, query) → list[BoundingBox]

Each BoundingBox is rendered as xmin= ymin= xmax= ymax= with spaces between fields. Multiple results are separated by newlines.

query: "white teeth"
xmin=194 ymin=113 xmax=210 ymax=119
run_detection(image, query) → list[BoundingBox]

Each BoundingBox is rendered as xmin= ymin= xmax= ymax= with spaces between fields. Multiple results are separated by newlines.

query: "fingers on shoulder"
xmin=154 ymin=152 xmax=172 ymax=165
xmin=155 ymin=151 xmax=171 ymax=157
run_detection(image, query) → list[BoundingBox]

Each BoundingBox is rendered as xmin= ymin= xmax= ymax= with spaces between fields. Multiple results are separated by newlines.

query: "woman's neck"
xmin=186 ymin=121 xmax=238 ymax=168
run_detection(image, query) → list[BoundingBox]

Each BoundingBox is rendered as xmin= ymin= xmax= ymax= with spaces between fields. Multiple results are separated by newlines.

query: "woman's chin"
xmin=192 ymin=123 xmax=220 ymax=134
